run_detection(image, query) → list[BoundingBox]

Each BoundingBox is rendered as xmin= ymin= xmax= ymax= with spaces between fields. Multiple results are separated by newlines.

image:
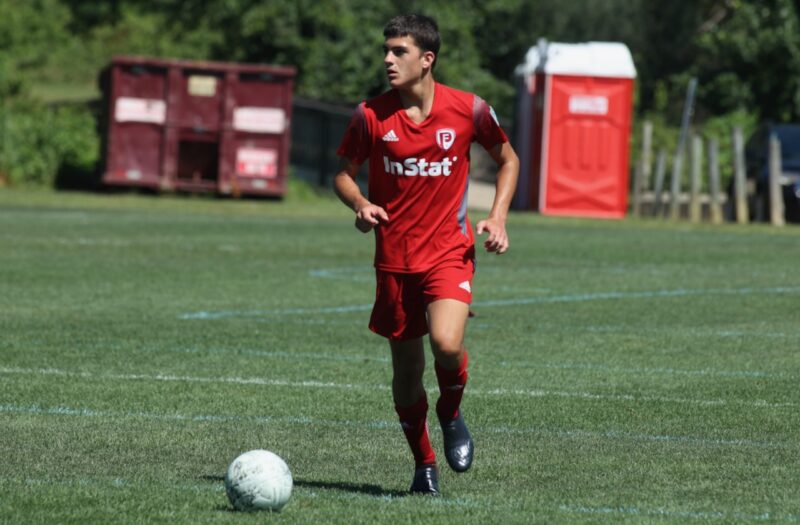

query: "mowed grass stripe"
xmin=1 ymin=403 xmax=792 ymax=449
xmin=7 ymin=341 xmax=795 ymax=379
xmin=1 ymin=366 xmax=796 ymax=409
xmin=5 ymin=477 xmax=800 ymax=523
xmin=558 ymin=504 xmax=800 ymax=523
xmin=176 ymin=285 xmax=800 ymax=320
xmin=135 ymin=345 xmax=800 ymax=380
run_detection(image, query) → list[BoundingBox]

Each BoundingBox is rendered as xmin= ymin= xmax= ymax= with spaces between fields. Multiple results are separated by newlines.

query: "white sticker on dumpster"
xmin=115 ymin=97 xmax=166 ymax=124
xmin=234 ymin=107 xmax=286 ymax=133
xmin=188 ymin=75 xmax=218 ymax=97
xmin=236 ymin=148 xmax=278 ymax=178
xmin=568 ymin=95 xmax=608 ymax=115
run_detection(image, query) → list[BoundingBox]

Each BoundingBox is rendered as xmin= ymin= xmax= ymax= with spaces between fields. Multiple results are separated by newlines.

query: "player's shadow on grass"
xmin=200 ymin=475 xmax=406 ymax=500
xmin=294 ymin=478 xmax=407 ymax=498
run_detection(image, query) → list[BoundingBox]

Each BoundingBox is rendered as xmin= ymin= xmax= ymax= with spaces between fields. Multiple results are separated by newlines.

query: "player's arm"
xmin=476 ymin=141 xmax=519 ymax=254
xmin=333 ymin=156 xmax=389 ymax=233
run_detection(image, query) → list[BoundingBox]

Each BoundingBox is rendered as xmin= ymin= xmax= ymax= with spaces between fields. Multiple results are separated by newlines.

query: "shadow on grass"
xmin=200 ymin=474 xmax=225 ymax=483
xmin=294 ymin=478 xmax=407 ymax=498
xmin=199 ymin=474 xmax=406 ymax=499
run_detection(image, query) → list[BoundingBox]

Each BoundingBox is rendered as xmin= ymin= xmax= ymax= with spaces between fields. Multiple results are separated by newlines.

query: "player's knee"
xmin=429 ymin=332 xmax=463 ymax=359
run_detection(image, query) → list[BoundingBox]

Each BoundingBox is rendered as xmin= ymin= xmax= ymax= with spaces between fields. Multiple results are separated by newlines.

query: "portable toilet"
xmin=513 ymin=40 xmax=636 ymax=218
xmin=100 ymin=56 xmax=296 ymax=197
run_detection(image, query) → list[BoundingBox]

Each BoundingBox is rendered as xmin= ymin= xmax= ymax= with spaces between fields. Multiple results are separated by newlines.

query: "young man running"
xmin=334 ymin=13 xmax=519 ymax=495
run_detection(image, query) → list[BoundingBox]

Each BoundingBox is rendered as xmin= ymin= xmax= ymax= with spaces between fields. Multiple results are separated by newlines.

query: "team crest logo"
xmin=436 ymin=128 xmax=456 ymax=150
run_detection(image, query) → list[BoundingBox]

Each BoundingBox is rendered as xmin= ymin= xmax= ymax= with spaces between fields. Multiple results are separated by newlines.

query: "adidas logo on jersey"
xmin=459 ymin=281 xmax=471 ymax=293
xmin=382 ymin=155 xmax=458 ymax=176
xmin=382 ymin=129 xmax=399 ymax=142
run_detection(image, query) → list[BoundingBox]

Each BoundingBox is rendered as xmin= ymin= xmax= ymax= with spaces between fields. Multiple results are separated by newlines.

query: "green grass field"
xmin=1 ymin=188 xmax=798 ymax=524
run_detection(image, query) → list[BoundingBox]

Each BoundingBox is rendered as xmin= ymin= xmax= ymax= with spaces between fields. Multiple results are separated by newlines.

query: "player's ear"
xmin=421 ymin=50 xmax=436 ymax=70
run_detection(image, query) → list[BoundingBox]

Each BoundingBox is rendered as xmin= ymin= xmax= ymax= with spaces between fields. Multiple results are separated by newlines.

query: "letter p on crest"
xmin=436 ymin=128 xmax=456 ymax=151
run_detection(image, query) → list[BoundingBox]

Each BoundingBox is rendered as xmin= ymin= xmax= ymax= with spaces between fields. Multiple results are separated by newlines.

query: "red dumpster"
xmin=513 ymin=41 xmax=636 ymax=218
xmin=100 ymin=56 xmax=296 ymax=197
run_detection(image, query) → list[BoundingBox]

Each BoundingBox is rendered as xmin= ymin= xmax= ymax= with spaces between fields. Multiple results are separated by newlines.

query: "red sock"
xmin=435 ymin=350 xmax=469 ymax=421
xmin=394 ymin=394 xmax=436 ymax=467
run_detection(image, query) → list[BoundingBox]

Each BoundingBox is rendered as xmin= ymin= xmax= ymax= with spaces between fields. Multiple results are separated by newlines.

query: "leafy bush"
xmin=0 ymin=100 xmax=99 ymax=187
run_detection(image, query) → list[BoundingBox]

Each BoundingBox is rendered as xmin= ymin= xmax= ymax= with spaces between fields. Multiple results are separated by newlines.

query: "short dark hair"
xmin=383 ymin=14 xmax=440 ymax=69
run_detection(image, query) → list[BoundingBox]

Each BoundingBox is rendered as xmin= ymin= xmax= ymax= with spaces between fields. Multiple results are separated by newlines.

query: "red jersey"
xmin=337 ymin=83 xmax=508 ymax=273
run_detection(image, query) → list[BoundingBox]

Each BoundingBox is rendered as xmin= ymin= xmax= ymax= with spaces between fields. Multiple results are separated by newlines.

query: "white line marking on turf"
xmin=174 ymin=347 xmax=390 ymax=363
xmin=502 ymin=361 xmax=792 ymax=380
xmin=180 ymin=303 xmax=373 ymax=319
xmin=0 ymin=403 xmax=792 ymax=449
xmin=474 ymin=285 xmax=800 ymax=308
xmin=0 ymin=366 xmax=370 ymax=390
xmin=0 ymin=367 xmax=796 ymax=411
xmin=0 ymin=476 xmax=223 ymax=492
xmin=480 ymin=386 xmax=798 ymax=408
xmin=178 ymin=285 xmax=800 ymax=320
xmin=163 ymin=346 xmax=788 ymax=381
xmin=309 ymin=267 xmax=373 ymax=282
xmin=2 ymin=234 xmax=131 ymax=247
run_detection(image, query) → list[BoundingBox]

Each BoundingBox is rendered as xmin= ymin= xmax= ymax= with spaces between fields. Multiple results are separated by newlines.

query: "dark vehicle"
xmin=734 ymin=123 xmax=800 ymax=223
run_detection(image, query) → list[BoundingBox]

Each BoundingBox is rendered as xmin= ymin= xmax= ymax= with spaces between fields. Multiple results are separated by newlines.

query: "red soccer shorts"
xmin=369 ymin=258 xmax=475 ymax=341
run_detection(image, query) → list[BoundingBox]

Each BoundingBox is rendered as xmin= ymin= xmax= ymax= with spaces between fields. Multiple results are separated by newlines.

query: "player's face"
xmin=383 ymin=36 xmax=434 ymax=89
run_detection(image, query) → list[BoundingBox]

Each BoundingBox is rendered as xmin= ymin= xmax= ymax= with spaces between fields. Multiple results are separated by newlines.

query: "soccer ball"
xmin=225 ymin=449 xmax=293 ymax=512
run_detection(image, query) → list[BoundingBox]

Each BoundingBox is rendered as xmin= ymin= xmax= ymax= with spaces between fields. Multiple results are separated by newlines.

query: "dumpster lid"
xmin=110 ymin=55 xmax=297 ymax=78
xmin=516 ymin=41 xmax=636 ymax=79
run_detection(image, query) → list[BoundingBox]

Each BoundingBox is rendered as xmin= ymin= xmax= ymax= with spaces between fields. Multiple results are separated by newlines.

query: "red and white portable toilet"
xmin=513 ymin=40 xmax=636 ymax=218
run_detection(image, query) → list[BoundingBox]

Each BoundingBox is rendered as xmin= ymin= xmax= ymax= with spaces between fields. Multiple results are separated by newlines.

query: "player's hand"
xmin=355 ymin=203 xmax=389 ymax=233
xmin=475 ymin=218 xmax=509 ymax=254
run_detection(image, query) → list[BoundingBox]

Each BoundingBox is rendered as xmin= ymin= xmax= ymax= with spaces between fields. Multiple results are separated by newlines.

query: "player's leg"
xmin=427 ymin=299 xmax=470 ymax=419
xmin=390 ymin=337 xmax=426 ymax=406
xmin=427 ymin=298 xmax=474 ymax=472
xmin=390 ymin=337 xmax=439 ymax=494
xmin=427 ymin=298 xmax=469 ymax=370
xmin=370 ymin=269 xmax=439 ymax=494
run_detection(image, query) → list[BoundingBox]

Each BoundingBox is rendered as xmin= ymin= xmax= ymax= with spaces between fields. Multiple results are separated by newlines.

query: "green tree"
xmin=693 ymin=0 xmax=800 ymax=121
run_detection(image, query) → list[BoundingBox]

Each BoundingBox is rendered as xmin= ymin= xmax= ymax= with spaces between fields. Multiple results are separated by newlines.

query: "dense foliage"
xmin=2 ymin=0 xmax=800 ymax=186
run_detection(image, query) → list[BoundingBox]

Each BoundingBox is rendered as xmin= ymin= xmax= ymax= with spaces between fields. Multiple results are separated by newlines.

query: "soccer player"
xmin=333 ymin=13 xmax=519 ymax=495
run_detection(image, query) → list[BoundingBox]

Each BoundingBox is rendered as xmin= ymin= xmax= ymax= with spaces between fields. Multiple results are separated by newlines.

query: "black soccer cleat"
xmin=409 ymin=464 xmax=440 ymax=496
xmin=439 ymin=411 xmax=474 ymax=472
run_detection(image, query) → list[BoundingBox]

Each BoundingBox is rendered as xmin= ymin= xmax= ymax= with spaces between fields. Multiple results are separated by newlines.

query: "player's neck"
xmin=397 ymin=75 xmax=435 ymax=122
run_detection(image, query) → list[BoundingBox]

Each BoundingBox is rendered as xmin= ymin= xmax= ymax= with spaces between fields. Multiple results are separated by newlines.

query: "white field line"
xmin=174 ymin=347 xmax=788 ymax=380
xmin=0 ymin=366 xmax=369 ymax=391
xmin=0 ymin=403 xmax=793 ymax=449
xmin=0 ymin=366 xmax=796 ymax=411
xmin=178 ymin=285 xmax=800 ymax=320
xmin=501 ymin=361 xmax=794 ymax=380
xmin=180 ymin=304 xmax=372 ymax=319
xmin=173 ymin=347 xmax=390 ymax=363
xmin=2 ymin=476 xmax=224 ymax=493
xmin=3 ymin=476 xmax=797 ymax=521
xmin=1 ymin=234 xmax=130 ymax=247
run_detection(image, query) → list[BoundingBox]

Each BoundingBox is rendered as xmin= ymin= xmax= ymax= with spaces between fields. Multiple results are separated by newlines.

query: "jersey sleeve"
xmin=336 ymin=102 xmax=371 ymax=165
xmin=472 ymin=95 xmax=508 ymax=151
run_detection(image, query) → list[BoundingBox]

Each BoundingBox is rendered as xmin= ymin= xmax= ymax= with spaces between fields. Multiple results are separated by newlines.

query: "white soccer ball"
xmin=225 ymin=449 xmax=293 ymax=512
